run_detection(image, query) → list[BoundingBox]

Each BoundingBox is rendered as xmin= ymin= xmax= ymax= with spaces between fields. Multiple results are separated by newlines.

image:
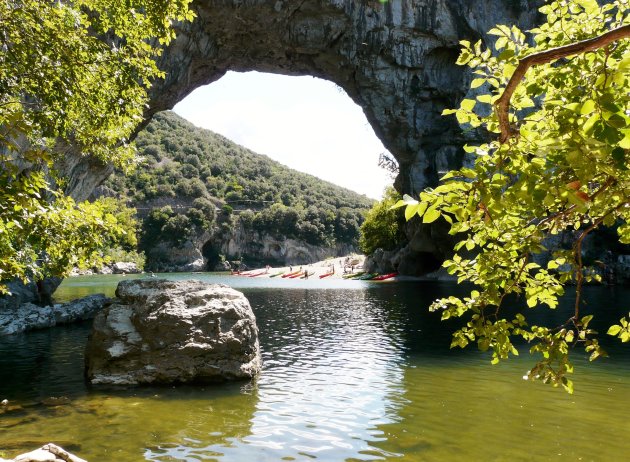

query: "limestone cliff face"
xmin=149 ymin=0 xmax=541 ymax=194
xmin=150 ymin=223 xmax=355 ymax=271
xmin=220 ymin=224 xmax=356 ymax=267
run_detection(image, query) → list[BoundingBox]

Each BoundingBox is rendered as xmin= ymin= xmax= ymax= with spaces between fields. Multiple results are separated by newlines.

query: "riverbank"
xmin=234 ymin=255 xmax=367 ymax=280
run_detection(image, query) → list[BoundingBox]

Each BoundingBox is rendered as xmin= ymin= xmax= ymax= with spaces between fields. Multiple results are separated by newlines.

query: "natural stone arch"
xmin=56 ymin=0 xmax=540 ymax=276
xmin=118 ymin=0 xmax=540 ymax=274
xmin=148 ymin=0 xmax=540 ymax=196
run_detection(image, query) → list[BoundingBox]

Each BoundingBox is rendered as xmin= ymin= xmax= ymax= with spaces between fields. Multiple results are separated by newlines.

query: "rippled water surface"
xmin=1 ymin=274 xmax=630 ymax=461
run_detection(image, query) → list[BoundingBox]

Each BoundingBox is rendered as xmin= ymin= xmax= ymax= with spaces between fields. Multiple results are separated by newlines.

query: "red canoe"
xmin=371 ymin=272 xmax=398 ymax=281
xmin=247 ymin=271 xmax=267 ymax=277
xmin=282 ymin=270 xmax=301 ymax=278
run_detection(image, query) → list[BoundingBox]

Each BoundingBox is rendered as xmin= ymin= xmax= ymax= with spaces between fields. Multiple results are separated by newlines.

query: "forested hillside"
xmin=102 ymin=111 xmax=374 ymax=269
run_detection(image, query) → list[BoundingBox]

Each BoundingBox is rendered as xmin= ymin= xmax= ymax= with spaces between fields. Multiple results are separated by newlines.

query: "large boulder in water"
xmin=85 ymin=279 xmax=261 ymax=385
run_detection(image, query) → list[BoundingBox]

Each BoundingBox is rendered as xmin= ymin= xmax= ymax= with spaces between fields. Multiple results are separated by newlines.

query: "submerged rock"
xmin=3 ymin=443 xmax=86 ymax=462
xmin=85 ymin=279 xmax=261 ymax=385
xmin=0 ymin=295 xmax=109 ymax=336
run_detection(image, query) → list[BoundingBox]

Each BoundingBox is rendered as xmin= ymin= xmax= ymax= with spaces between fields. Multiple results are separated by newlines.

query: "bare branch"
xmin=495 ymin=24 xmax=630 ymax=143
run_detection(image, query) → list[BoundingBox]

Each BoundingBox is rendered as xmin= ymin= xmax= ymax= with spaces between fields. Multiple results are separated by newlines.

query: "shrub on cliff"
xmin=359 ymin=187 xmax=406 ymax=255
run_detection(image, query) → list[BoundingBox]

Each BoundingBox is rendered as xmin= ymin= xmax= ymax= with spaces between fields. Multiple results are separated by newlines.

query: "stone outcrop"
xmin=69 ymin=262 xmax=141 ymax=276
xmin=217 ymin=224 xmax=356 ymax=267
xmin=85 ymin=279 xmax=261 ymax=385
xmin=0 ymin=294 xmax=109 ymax=336
xmin=110 ymin=262 xmax=141 ymax=274
xmin=616 ymin=255 xmax=630 ymax=285
xmin=146 ymin=221 xmax=356 ymax=271
xmin=1 ymin=443 xmax=86 ymax=462
xmin=150 ymin=1 xmax=540 ymax=198
xmin=0 ymin=278 xmax=60 ymax=312
xmin=148 ymin=238 xmax=209 ymax=272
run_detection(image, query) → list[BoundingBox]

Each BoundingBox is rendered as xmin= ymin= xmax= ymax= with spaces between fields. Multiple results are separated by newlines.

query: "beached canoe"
xmin=288 ymin=271 xmax=305 ymax=279
xmin=357 ymin=273 xmax=378 ymax=280
xmin=281 ymin=270 xmax=301 ymax=278
xmin=319 ymin=271 xmax=334 ymax=279
xmin=247 ymin=271 xmax=267 ymax=277
xmin=342 ymin=271 xmax=365 ymax=279
xmin=233 ymin=270 xmax=252 ymax=276
xmin=269 ymin=271 xmax=285 ymax=278
xmin=371 ymin=272 xmax=398 ymax=281
xmin=300 ymin=271 xmax=315 ymax=279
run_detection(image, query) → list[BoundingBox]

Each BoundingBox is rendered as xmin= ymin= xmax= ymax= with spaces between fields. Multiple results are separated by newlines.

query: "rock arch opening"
xmin=136 ymin=0 xmax=538 ymax=274
xmin=173 ymin=71 xmax=391 ymax=200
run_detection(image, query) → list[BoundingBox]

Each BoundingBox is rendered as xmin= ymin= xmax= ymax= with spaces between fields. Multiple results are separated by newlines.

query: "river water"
xmin=1 ymin=274 xmax=629 ymax=461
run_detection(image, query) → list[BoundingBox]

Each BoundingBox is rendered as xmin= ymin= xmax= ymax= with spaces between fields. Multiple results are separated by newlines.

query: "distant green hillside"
xmin=103 ymin=111 xmax=374 ymax=268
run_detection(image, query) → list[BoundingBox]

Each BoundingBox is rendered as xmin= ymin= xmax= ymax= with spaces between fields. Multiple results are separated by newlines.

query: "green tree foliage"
xmin=0 ymin=0 xmax=193 ymax=290
xmin=96 ymin=198 xmax=140 ymax=251
xmin=359 ymin=187 xmax=406 ymax=255
xmin=106 ymin=111 xmax=373 ymax=256
xmin=397 ymin=0 xmax=630 ymax=392
xmin=97 ymin=198 xmax=145 ymax=269
xmin=1 ymin=0 xmax=194 ymax=165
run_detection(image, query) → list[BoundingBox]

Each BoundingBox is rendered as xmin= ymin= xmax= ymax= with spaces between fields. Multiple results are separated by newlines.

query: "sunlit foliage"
xmin=359 ymin=187 xmax=406 ymax=255
xmin=0 ymin=0 xmax=193 ymax=290
xmin=104 ymin=112 xmax=373 ymax=264
xmin=397 ymin=0 xmax=630 ymax=392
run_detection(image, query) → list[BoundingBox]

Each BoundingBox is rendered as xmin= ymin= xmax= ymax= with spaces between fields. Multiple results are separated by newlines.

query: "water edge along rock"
xmin=0 ymin=294 xmax=109 ymax=336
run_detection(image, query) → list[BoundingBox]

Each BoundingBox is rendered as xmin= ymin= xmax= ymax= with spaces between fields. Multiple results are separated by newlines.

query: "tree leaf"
xmin=423 ymin=205 xmax=441 ymax=223
xmin=607 ymin=325 xmax=622 ymax=336
xmin=460 ymin=99 xmax=476 ymax=111
xmin=580 ymin=99 xmax=596 ymax=115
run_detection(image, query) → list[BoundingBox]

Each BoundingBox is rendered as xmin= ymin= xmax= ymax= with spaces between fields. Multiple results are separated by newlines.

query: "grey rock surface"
xmin=616 ymin=255 xmax=630 ymax=284
xmin=147 ymin=231 xmax=210 ymax=272
xmin=6 ymin=443 xmax=87 ymax=462
xmin=0 ymin=294 xmax=109 ymax=336
xmin=110 ymin=262 xmax=141 ymax=274
xmin=0 ymin=279 xmax=61 ymax=312
xmin=219 ymin=225 xmax=356 ymax=267
xmin=85 ymin=279 xmax=261 ymax=385
xmin=148 ymin=0 xmax=531 ymax=190
xmin=146 ymin=222 xmax=357 ymax=272
xmin=213 ymin=260 xmax=232 ymax=272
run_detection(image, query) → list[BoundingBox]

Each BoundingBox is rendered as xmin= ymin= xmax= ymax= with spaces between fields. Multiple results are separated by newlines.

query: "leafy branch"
xmin=396 ymin=0 xmax=630 ymax=392
xmin=496 ymin=24 xmax=630 ymax=142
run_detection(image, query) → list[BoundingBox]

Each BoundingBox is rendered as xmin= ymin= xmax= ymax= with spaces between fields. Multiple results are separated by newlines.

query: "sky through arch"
xmin=173 ymin=71 xmax=392 ymax=200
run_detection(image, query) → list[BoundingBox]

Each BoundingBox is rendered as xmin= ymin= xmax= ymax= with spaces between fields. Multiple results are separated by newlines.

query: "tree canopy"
xmin=397 ymin=0 xmax=630 ymax=392
xmin=359 ymin=186 xmax=406 ymax=255
xmin=103 ymin=111 xmax=373 ymax=268
xmin=0 ymin=0 xmax=193 ymax=290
